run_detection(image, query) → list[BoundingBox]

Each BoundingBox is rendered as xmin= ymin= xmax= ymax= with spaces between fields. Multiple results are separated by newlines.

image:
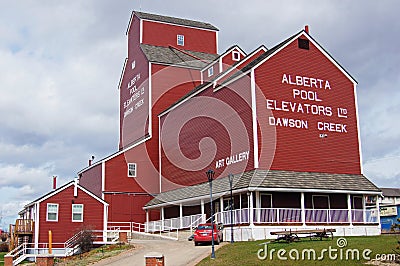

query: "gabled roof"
xmin=380 ymin=187 xmax=400 ymax=197
xmin=22 ymin=180 xmax=108 ymax=210
xmin=141 ymin=44 xmax=218 ymax=69
xmin=134 ymin=11 xmax=219 ymax=31
xmin=144 ymin=170 xmax=380 ymax=208
xmin=201 ymin=45 xmax=247 ymax=71
xmin=158 ymin=28 xmax=358 ymax=117
xmin=158 ymin=44 xmax=267 ymax=117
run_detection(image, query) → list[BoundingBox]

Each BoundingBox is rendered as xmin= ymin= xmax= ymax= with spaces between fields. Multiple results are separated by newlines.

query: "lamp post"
xmin=228 ymin=173 xmax=234 ymax=243
xmin=206 ymin=169 xmax=216 ymax=259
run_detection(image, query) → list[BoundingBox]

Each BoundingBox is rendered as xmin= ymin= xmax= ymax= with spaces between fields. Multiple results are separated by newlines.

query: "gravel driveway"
xmin=92 ymin=239 xmax=224 ymax=266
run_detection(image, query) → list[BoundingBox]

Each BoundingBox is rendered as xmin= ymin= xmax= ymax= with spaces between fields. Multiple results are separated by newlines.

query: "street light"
xmin=206 ymin=169 xmax=216 ymax=259
xmin=228 ymin=173 xmax=234 ymax=243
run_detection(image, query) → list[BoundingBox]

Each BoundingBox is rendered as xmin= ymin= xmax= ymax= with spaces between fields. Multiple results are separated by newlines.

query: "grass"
xmin=197 ymin=235 xmax=400 ymax=265
xmin=0 ymin=252 xmax=5 ymax=266
xmin=53 ymin=243 xmax=134 ymax=266
xmin=0 ymin=244 xmax=134 ymax=266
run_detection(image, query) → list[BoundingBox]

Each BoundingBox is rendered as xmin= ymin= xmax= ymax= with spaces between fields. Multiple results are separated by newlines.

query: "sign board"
xmin=380 ymin=206 xmax=398 ymax=217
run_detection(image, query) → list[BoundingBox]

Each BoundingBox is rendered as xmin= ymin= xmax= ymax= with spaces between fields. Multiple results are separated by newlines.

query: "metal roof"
xmin=145 ymin=170 xmax=380 ymax=208
xmin=380 ymin=187 xmax=400 ymax=197
xmin=134 ymin=11 xmax=219 ymax=31
xmin=141 ymin=44 xmax=218 ymax=69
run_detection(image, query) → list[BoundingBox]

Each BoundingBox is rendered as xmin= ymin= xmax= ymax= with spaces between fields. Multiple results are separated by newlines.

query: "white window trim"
xmin=177 ymin=34 xmax=184 ymax=46
xmin=207 ymin=66 xmax=214 ymax=77
xmin=128 ymin=163 xmax=137 ymax=177
xmin=232 ymin=51 xmax=240 ymax=61
xmin=311 ymin=195 xmax=331 ymax=209
xmin=46 ymin=203 xmax=59 ymax=222
xmin=72 ymin=204 xmax=84 ymax=222
xmin=259 ymin=193 xmax=273 ymax=208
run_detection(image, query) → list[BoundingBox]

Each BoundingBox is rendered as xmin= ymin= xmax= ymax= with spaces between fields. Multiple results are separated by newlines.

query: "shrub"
xmin=0 ymin=243 xmax=9 ymax=252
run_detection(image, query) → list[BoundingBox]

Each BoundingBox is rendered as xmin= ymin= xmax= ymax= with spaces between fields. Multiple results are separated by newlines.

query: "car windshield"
xmin=197 ymin=225 xmax=213 ymax=230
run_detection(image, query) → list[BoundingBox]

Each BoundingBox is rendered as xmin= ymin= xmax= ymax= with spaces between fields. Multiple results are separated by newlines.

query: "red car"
xmin=193 ymin=223 xmax=223 ymax=246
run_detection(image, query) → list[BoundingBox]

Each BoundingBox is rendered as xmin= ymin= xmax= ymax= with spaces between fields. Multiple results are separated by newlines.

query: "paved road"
xmin=93 ymin=239 xmax=224 ymax=266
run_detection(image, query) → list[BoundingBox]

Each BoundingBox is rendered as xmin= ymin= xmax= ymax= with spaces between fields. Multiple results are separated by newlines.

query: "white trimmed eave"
xmin=143 ymin=187 xmax=381 ymax=210
xmin=77 ymin=135 xmax=151 ymax=175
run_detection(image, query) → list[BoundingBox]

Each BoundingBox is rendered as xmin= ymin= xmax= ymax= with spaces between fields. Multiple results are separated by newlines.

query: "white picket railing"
xmin=213 ymin=207 xmax=379 ymax=225
xmin=145 ymin=213 xmax=205 ymax=232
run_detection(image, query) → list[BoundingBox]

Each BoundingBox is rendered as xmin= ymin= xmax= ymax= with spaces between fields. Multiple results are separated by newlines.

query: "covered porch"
xmin=144 ymin=170 xmax=381 ymax=240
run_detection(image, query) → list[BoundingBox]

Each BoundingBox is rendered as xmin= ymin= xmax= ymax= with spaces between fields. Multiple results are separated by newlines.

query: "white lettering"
xmin=282 ymin=74 xmax=332 ymax=90
xmin=317 ymin=122 xmax=347 ymax=133
xmin=269 ymin=116 xmax=308 ymax=129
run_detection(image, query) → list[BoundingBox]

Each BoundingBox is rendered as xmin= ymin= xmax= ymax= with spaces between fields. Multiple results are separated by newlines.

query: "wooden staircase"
xmin=9 ymin=219 xmax=34 ymax=251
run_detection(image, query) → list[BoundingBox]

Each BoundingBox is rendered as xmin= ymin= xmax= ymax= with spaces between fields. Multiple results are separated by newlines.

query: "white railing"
xmin=6 ymin=229 xmax=117 ymax=265
xmin=146 ymin=213 xmax=205 ymax=232
xmin=214 ymin=208 xmax=379 ymax=225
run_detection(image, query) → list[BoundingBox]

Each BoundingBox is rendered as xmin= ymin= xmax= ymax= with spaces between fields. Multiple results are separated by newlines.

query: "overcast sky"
xmin=1 ymin=0 xmax=399 ymax=228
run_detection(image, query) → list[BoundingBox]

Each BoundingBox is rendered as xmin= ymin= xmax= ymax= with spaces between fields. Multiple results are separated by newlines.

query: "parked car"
xmin=193 ymin=223 xmax=223 ymax=246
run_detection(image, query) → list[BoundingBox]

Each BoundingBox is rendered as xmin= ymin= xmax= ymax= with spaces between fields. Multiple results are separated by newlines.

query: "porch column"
xmin=255 ymin=191 xmax=260 ymax=224
xmin=362 ymin=195 xmax=366 ymax=223
xmin=347 ymin=194 xmax=353 ymax=226
xmin=179 ymin=203 xmax=183 ymax=229
xmin=249 ymin=192 xmax=254 ymax=226
xmin=220 ymin=197 xmax=224 ymax=224
xmin=161 ymin=207 xmax=165 ymax=231
xmin=301 ymin=192 xmax=306 ymax=226
xmin=376 ymin=195 xmax=380 ymax=224
xmin=145 ymin=210 xmax=149 ymax=232
xmin=201 ymin=199 xmax=205 ymax=223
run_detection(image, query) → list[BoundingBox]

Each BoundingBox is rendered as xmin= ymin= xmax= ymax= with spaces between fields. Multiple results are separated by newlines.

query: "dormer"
xmin=201 ymin=45 xmax=246 ymax=83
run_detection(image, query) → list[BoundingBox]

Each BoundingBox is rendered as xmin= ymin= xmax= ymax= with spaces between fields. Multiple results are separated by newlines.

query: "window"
xmin=131 ymin=60 xmax=136 ymax=70
xmin=177 ymin=34 xmax=184 ymax=46
xmin=128 ymin=163 xmax=137 ymax=177
xmin=72 ymin=204 xmax=84 ymax=222
xmin=47 ymin=203 xmax=59 ymax=222
xmin=232 ymin=51 xmax=240 ymax=61
xmin=207 ymin=66 xmax=214 ymax=77
xmin=298 ymin=38 xmax=310 ymax=50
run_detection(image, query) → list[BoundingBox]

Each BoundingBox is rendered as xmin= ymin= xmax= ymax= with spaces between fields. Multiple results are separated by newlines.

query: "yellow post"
xmin=48 ymin=230 xmax=52 ymax=254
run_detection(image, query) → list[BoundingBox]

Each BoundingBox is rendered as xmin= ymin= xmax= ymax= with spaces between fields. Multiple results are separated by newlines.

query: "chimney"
xmin=305 ymin=25 xmax=309 ymax=34
xmin=88 ymin=155 xmax=95 ymax=166
xmin=53 ymin=176 xmax=57 ymax=190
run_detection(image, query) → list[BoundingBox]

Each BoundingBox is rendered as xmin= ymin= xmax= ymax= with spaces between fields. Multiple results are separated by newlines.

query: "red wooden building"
xmin=78 ymin=11 xmax=226 ymax=224
xmin=16 ymin=179 xmax=108 ymax=252
xmin=21 ymin=10 xmax=381 ymax=243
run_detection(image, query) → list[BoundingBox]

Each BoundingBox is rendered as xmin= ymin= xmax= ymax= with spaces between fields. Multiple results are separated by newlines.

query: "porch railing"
xmin=145 ymin=213 xmax=205 ymax=232
xmin=214 ymin=208 xmax=379 ymax=225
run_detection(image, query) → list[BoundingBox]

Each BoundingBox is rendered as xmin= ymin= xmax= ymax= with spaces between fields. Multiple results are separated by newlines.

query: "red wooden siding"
xmin=142 ymin=20 xmax=217 ymax=54
xmin=255 ymin=34 xmax=361 ymax=174
xmin=120 ymin=15 xmax=150 ymax=149
xmin=105 ymin=193 xmax=152 ymax=223
xmin=38 ymin=185 xmax=105 ymax=245
xmin=79 ymin=164 xmax=102 ymax=198
xmin=160 ymin=75 xmax=254 ymax=191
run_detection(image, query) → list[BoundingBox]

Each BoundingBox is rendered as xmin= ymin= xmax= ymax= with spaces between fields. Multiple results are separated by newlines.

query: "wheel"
xmin=194 ymin=241 xmax=199 ymax=246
